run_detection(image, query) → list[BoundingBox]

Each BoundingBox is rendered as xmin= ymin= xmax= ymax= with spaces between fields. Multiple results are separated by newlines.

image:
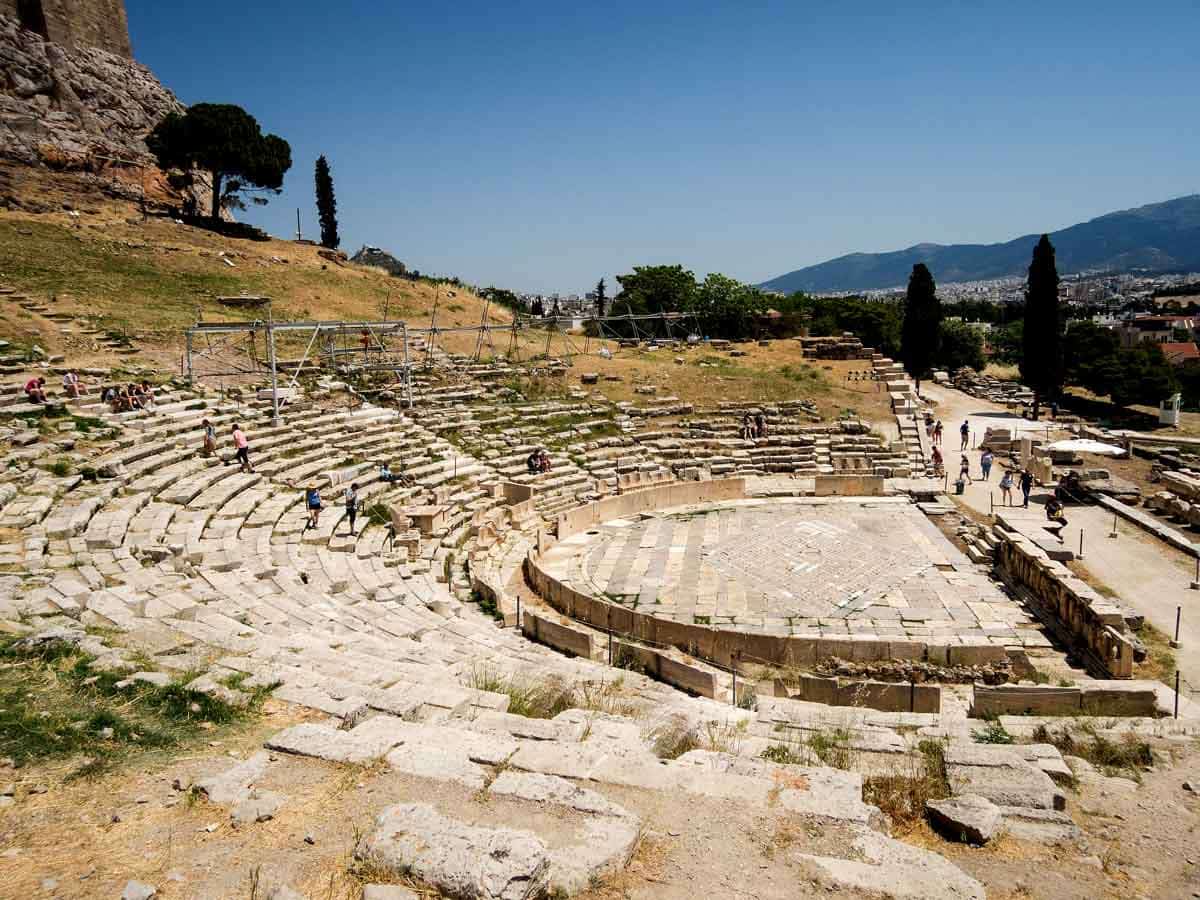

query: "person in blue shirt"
xmin=305 ymin=486 xmax=323 ymax=529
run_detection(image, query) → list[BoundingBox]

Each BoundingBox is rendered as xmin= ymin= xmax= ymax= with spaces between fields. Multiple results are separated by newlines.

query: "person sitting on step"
xmin=1045 ymin=495 xmax=1068 ymax=531
xmin=23 ymin=376 xmax=47 ymax=404
xmin=61 ymin=371 xmax=85 ymax=399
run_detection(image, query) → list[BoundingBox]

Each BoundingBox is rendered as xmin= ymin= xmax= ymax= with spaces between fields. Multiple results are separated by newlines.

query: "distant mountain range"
xmin=758 ymin=194 xmax=1200 ymax=294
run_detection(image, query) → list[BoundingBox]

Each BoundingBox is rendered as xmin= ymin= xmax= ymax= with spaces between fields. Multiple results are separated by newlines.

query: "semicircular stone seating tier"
xmin=0 ymin=370 xmax=1151 ymax=895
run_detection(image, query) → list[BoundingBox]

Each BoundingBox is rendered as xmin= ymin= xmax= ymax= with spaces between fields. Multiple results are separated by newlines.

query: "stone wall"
xmin=529 ymin=479 xmax=1009 ymax=670
xmin=554 ymin=477 xmax=747 ymax=539
xmin=777 ymin=674 xmax=942 ymax=714
xmin=615 ymin=641 xmax=717 ymax=698
xmin=993 ymin=527 xmax=1136 ymax=678
xmin=521 ymin=611 xmax=593 ymax=659
xmin=971 ymin=682 xmax=1161 ymax=718
xmin=2 ymin=0 xmax=131 ymax=56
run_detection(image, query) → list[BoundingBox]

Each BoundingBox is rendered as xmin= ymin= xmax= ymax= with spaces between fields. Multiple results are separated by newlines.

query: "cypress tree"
xmin=595 ymin=277 xmax=607 ymax=318
xmin=1020 ymin=235 xmax=1063 ymax=418
xmin=314 ymin=155 xmax=339 ymax=249
xmin=900 ymin=263 xmax=941 ymax=393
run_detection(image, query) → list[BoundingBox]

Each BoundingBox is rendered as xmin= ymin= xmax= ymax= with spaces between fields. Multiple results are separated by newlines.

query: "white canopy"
xmin=1041 ymin=439 xmax=1127 ymax=457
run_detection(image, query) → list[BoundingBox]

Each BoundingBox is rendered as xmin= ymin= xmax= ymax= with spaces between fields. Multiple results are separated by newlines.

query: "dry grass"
xmin=861 ymin=739 xmax=951 ymax=833
xmin=0 ymin=176 xmax=908 ymax=426
xmin=467 ymin=665 xmax=640 ymax=720
xmin=1030 ymin=722 xmax=1152 ymax=780
xmin=649 ymin=715 xmax=747 ymax=759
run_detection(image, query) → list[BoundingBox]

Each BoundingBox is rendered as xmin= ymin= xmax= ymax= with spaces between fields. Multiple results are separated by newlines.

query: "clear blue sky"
xmin=127 ymin=1 xmax=1198 ymax=294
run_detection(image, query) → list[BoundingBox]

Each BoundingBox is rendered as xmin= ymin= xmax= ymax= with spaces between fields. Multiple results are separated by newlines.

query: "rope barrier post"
xmin=1176 ymin=670 xmax=1181 ymax=719
xmin=1191 ymin=557 xmax=1200 ymax=590
xmin=1109 ymin=513 xmax=1118 ymax=539
xmin=1172 ymin=606 xmax=1183 ymax=650
xmin=1077 ymin=528 xmax=1084 ymax=560
xmin=608 ymin=628 xmax=613 ymax=667
xmin=516 ymin=595 xmax=521 ymax=632
xmin=731 ymin=655 xmax=737 ymax=707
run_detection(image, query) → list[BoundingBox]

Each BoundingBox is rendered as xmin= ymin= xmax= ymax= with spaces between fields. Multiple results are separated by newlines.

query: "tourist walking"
xmin=930 ymin=445 xmax=944 ymax=476
xmin=201 ymin=419 xmax=217 ymax=457
xmin=741 ymin=413 xmax=754 ymax=439
xmin=231 ymin=423 xmax=253 ymax=472
xmin=1019 ymin=468 xmax=1034 ymax=508
xmin=959 ymin=420 xmax=970 ymax=451
xmin=959 ymin=454 xmax=972 ymax=485
xmin=933 ymin=421 xmax=943 ymax=445
xmin=999 ymin=470 xmax=1014 ymax=506
xmin=344 ymin=482 xmax=359 ymax=535
xmin=755 ymin=412 xmax=767 ymax=439
xmin=305 ymin=485 xmax=323 ymax=529
xmin=980 ymin=449 xmax=994 ymax=481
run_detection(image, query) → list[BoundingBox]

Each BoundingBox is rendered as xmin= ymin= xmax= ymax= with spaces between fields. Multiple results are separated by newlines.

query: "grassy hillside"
xmin=0 ymin=165 xmax=899 ymax=422
xmin=0 ymin=166 xmax=511 ymax=366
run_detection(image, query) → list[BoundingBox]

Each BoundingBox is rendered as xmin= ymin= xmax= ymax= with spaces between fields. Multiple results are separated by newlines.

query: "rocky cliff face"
xmin=0 ymin=13 xmax=176 ymax=167
xmin=0 ymin=13 xmax=216 ymax=214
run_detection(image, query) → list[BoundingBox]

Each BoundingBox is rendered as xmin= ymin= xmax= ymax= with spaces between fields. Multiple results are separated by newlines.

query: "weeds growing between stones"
xmin=0 ymin=634 xmax=274 ymax=778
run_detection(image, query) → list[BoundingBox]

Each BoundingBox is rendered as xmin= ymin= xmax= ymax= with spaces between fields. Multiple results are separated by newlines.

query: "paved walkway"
xmin=921 ymin=382 xmax=1200 ymax=698
xmin=543 ymin=497 xmax=1037 ymax=646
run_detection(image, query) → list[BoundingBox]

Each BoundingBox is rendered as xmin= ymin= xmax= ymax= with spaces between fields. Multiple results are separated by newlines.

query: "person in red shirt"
xmin=24 ymin=377 xmax=47 ymax=403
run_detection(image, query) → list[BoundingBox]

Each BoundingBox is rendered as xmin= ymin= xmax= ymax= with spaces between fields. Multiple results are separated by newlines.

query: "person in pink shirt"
xmin=24 ymin=376 xmax=47 ymax=403
xmin=231 ymin=423 xmax=253 ymax=472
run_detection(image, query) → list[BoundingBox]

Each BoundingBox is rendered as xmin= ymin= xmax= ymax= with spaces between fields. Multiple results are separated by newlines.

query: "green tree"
xmin=1020 ymin=235 xmax=1064 ymax=417
xmin=687 ymin=273 xmax=768 ymax=339
xmin=314 ymin=155 xmax=339 ymax=249
xmin=989 ymin=320 xmax=1024 ymax=365
xmin=595 ymin=277 xmax=607 ymax=318
xmin=900 ymin=263 xmax=941 ymax=390
xmin=1108 ymin=345 xmax=1177 ymax=407
xmin=936 ymin=320 xmax=985 ymax=372
xmin=1065 ymin=322 xmax=1178 ymax=408
xmin=614 ymin=265 xmax=696 ymax=316
xmin=147 ymin=103 xmax=291 ymax=225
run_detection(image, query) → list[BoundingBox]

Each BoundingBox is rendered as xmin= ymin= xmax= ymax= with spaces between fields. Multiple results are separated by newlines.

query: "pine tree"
xmin=595 ymin=277 xmax=607 ymax=318
xmin=899 ymin=263 xmax=941 ymax=393
xmin=1020 ymin=235 xmax=1063 ymax=418
xmin=314 ymin=155 xmax=340 ymax=249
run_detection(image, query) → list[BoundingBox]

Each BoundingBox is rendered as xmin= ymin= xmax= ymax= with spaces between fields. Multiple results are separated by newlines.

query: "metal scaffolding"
xmin=182 ymin=309 xmax=703 ymax=418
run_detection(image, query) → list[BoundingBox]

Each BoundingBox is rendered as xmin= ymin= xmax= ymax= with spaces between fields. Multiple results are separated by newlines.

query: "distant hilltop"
xmin=351 ymin=245 xmax=408 ymax=277
xmin=759 ymin=194 xmax=1200 ymax=294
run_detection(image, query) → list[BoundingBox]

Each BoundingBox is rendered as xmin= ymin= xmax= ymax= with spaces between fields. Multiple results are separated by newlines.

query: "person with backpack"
xmin=1019 ymin=469 xmax=1034 ymax=508
xmin=344 ymin=482 xmax=359 ymax=535
xmin=305 ymin=485 xmax=323 ymax=529
xmin=959 ymin=420 xmax=970 ymax=450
